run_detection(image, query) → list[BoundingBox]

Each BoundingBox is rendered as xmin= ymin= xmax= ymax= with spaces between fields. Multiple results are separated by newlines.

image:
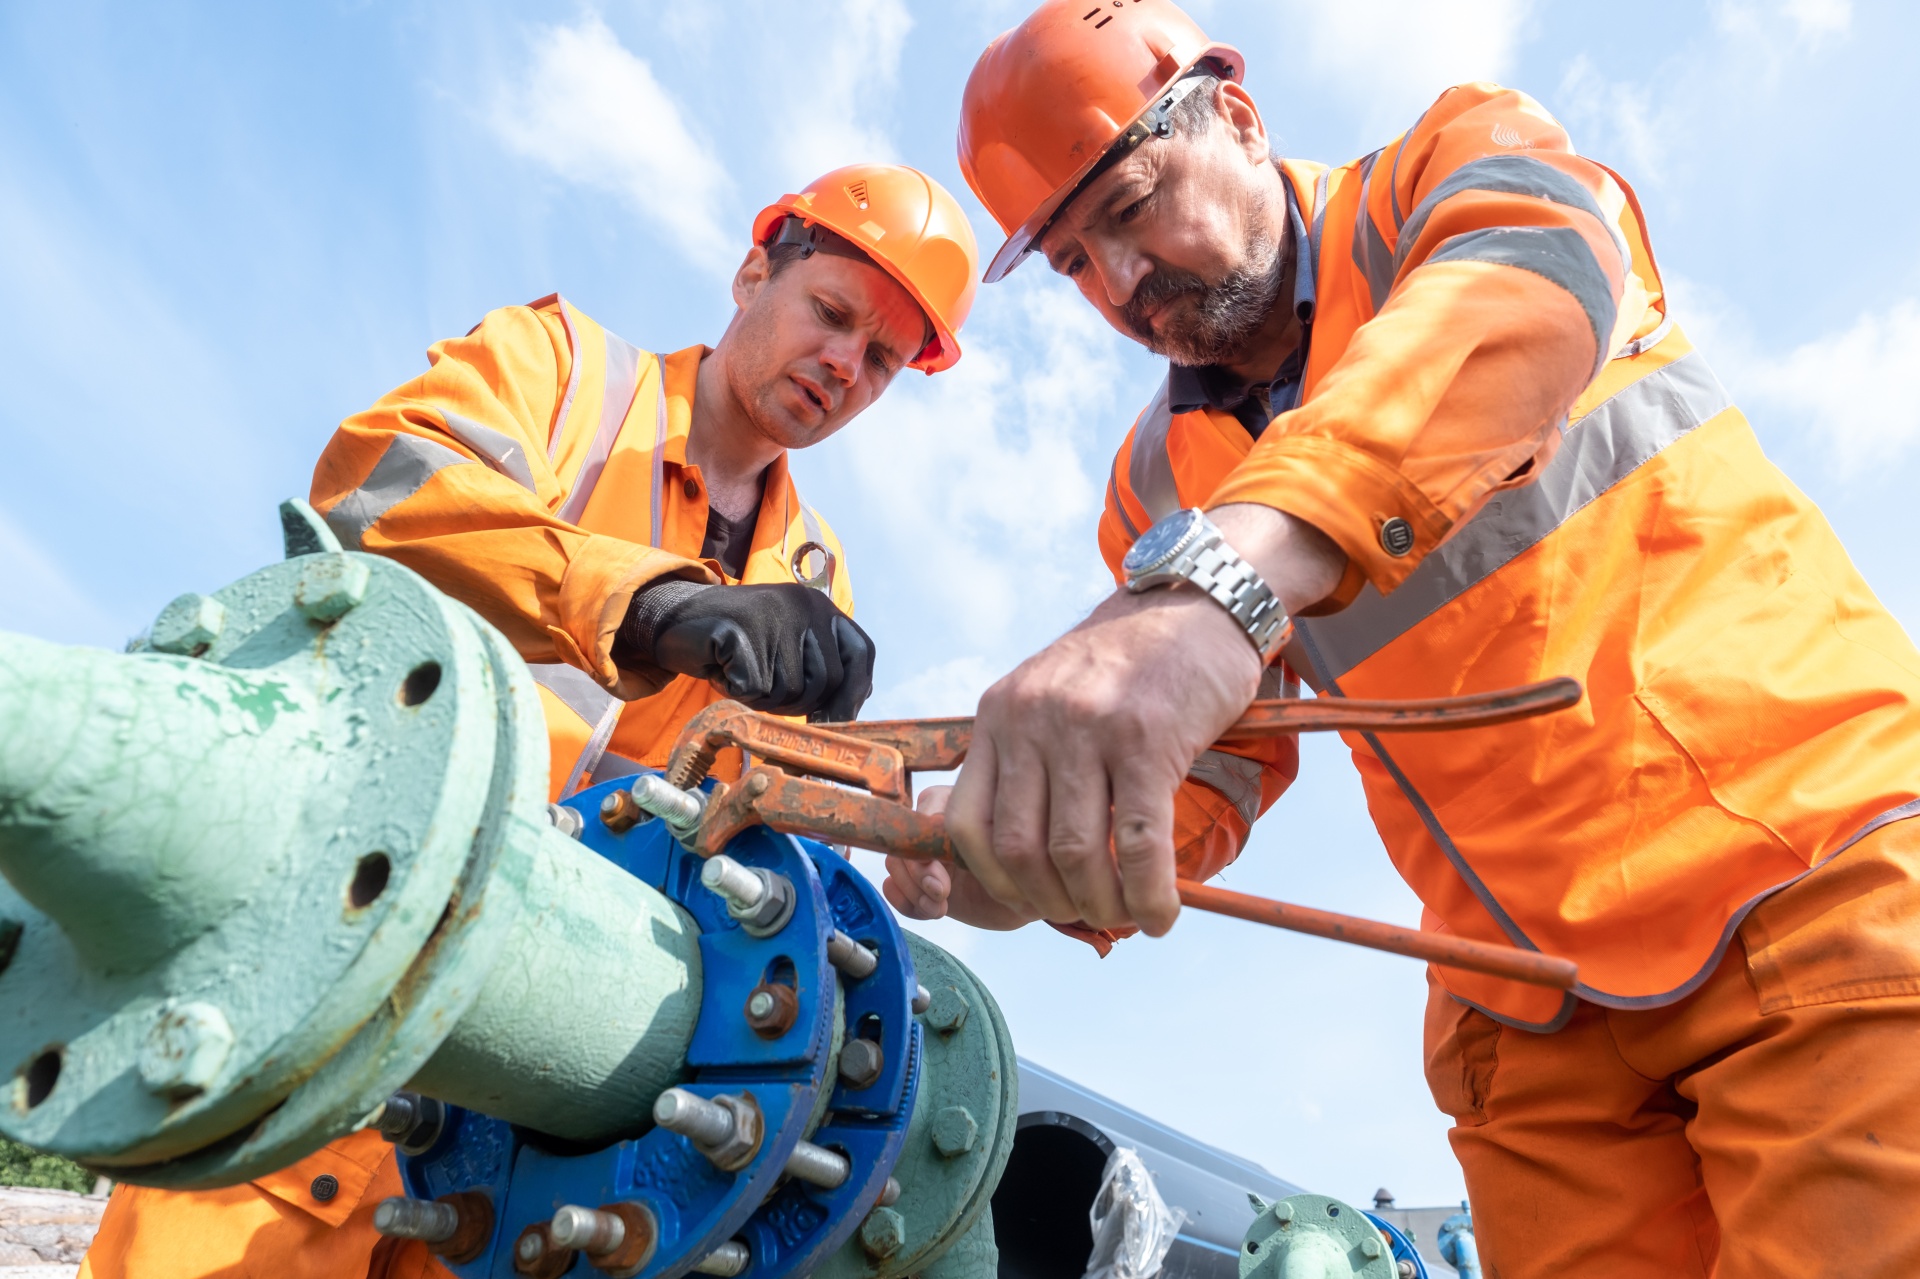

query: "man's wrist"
xmin=1209 ymin=503 xmax=1348 ymax=617
xmin=613 ymin=579 xmax=711 ymax=667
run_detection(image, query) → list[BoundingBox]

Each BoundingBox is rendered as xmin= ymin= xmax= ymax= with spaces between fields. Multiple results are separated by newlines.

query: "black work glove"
xmin=614 ymin=581 xmax=876 ymax=722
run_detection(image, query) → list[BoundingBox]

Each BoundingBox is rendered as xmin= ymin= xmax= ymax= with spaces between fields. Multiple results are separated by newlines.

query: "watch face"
xmin=1123 ymin=508 xmax=1201 ymax=575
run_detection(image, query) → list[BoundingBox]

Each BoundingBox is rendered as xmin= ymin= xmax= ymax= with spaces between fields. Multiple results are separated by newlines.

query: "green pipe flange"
xmin=0 ymin=545 xmax=532 ymax=1178
xmin=1241 ymin=1194 xmax=1397 ymax=1279
xmin=817 ymin=931 xmax=1019 ymax=1279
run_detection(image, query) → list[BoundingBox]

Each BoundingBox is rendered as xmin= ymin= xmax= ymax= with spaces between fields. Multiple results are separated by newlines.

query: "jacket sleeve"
xmin=1209 ymin=83 xmax=1659 ymax=606
xmin=310 ymin=302 xmax=715 ymax=699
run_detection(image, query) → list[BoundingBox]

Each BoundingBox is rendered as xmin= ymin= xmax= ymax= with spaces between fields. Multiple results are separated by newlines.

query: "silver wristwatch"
xmin=1122 ymin=508 xmax=1293 ymax=662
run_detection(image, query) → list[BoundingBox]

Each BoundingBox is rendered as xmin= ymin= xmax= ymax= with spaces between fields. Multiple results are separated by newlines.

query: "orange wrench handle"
xmin=836 ymin=678 xmax=1582 ymax=770
xmin=713 ymin=772 xmax=1578 ymax=991
xmin=1175 ymin=879 xmax=1578 ymax=990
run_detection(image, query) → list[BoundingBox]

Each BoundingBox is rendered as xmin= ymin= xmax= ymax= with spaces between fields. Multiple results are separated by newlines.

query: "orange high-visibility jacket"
xmin=83 ymin=297 xmax=858 ymax=1279
xmin=313 ymin=293 xmax=855 ymax=798
xmin=1102 ymin=84 xmax=1920 ymax=1028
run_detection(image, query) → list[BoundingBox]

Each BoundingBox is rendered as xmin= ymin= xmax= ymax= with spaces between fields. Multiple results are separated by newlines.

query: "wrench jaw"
xmin=666 ymin=700 xmax=914 ymax=802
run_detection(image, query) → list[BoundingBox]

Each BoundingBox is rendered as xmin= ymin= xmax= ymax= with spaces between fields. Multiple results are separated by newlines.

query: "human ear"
xmin=732 ymin=245 xmax=773 ymax=309
xmin=1219 ymin=82 xmax=1271 ymax=165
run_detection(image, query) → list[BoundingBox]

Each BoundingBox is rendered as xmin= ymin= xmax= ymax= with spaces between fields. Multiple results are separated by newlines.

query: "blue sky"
xmin=4 ymin=0 xmax=1917 ymax=1209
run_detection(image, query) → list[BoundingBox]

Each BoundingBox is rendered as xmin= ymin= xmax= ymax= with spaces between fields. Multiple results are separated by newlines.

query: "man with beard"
xmin=81 ymin=163 xmax=978 ymax=1279
xmin=885 ymin=2 xmax=1920 ymax=1274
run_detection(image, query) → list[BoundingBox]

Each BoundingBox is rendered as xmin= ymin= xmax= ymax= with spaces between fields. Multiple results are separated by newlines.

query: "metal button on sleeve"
xmin=1379 ymin=517 xmax=1415 ymax=557
xmin=683 ymin=478 xmax=700 ymax=499
xmin=310 ymin=1173 xmax=340 ymax=1202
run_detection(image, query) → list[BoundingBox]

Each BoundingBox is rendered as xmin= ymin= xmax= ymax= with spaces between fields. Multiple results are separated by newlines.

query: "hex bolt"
xmin=600 ymin=789 xmax=645 ymax=835
xmin=931 ymin=1105 xmax=979 ymax=1158
xmin=653 ymin=1087 xmax=763 ymax=1171
xmin=376 ymin=1091 xmax=447 ymax=1155
xmin=838 ymin=1038 xmax=884 ymax=1090
xmin=631 ymin=774 xmax=706 ymax=841
xmin=137 ymin=1001 xmax=234 ymax=1098
xmin=784 ymin=1139 xmax=850 ymax=1189
xmin=1359 ymin=1235 xmax=1383 ymax=1260
xmin=826 ymin=930 xmax=878 ymax=979
xmin=1273 ymin=1202 xmax=1295 ymax=1225
xmin=295 ymin=554 xmax=371 ymax=623
xmin=700 ymin=855 xmax=796 ymax=937
xmin=860 ymin=1207 xmax=906 ymax=1260
xmin=551 ymin=1205 xmax=626 ymax=1255
xmin=911 ymin=984 xmax=931 ymax=1015
xmin=151 ymin=593 xmax=226 ymax=657
xmin=693 ymin=1240 xmax=751 ymax=1277
xmin=547 ymin=803 xmax=584 ymax=839
xmin=922 ymin=985 xmax=970 ymax=1035
xmin=373 ymin=1196 xmax=459 ymax=1244
xmin=744 ymin=982 xmax=798 ymax=1038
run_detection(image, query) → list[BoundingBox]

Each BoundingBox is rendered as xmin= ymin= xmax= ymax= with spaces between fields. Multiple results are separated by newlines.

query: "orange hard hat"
xmin=958 ymin=0 xmax=1244 ymax=282
xmin=752 ymin=163 xmax=980 ymax=373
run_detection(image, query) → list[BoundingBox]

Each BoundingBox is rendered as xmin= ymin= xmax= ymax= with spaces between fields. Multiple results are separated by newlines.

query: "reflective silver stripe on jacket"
xmin=557 ymin=334 xmax=645 ymax=526
xmin=548 ymin=298 xmax=584 ymax=462
xmin=1349 ymin=149 xmax=1394 ymax=310
xmin=323 ymin=434 xmax=469 ymax=548
xmin=1127 ymin=378 xmax=1179 ymax=524
xmin=1188 ymin=749 xmax=1264 ymax=827
xmin=530 ymin=662 xmax=622 ymax=797
xmin=648 ymin=360 xmax=669 ymax=549
xmin=1298 ymin=349 xmax=1733 ymax=682
xmin=442 ymin=410 xmax=537 ymax=493
xmin=542 ymin=345 xmax=667 ymax=794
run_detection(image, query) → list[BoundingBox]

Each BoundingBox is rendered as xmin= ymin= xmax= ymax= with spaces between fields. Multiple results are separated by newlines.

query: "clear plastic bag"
xmin=1083 ymin=1147 xmax=1187 ymax=1279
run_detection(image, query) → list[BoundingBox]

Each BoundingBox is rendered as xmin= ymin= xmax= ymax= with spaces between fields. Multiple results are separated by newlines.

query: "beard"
xmin=1120 ymin=213 xmax=1286 ymax=367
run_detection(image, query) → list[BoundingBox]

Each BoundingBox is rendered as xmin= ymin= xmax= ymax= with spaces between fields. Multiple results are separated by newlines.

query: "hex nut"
xmin=838 ymin=1038 xmax=884 ymax=1089
xmin=601 ymin=789 xmax=644 ymax=835
xmin=295 ymin=554 xmax=371 ymax=623
xmin=151 ymin=593 xmax=226 ymax=656
xmin=930 ymin=1105 xmax=978 ymax=1158
xmin=137 ymin=1001 xmax=234 ymax=1098
xmin=513 ymin=1223 xmax=575 ymax=1279
xmin=1360 ymin=1235 xmax=1382 ymax=1259
xmin=922 ymin=984 xmax=970 ymax=1035
xmin=744 ymin=982 xmax=798 ymax=1039
xmin=859 ymin=1207 xmax=906 ymax=1260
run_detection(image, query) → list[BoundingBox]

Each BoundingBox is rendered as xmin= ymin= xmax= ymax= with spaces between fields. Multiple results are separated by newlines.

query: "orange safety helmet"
xmin=958 ymin=0 xmax=1244 ymax=282
xmin=751 ymin=164 xmax=980 ymax=373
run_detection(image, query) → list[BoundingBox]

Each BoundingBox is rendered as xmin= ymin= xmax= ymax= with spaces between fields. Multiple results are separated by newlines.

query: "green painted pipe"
xmin=0 ymin=505 xmax=704 ymax=1180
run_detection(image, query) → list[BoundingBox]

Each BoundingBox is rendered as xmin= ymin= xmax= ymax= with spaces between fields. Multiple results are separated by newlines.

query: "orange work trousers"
xmin=80 ymin=1128 xmax=447 ymax=1279
xmin=1424 ymin=815 xmax=1920 ymax=1277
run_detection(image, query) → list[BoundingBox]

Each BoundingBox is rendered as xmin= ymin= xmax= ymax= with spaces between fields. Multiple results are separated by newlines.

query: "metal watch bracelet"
xmin=1122 ymin=508 xmax=1294 ymax=663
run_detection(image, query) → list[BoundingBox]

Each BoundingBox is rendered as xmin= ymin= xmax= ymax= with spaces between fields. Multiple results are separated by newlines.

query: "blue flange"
xmin=1365 ymin=1212 xmax=1429 ymax=1279
xmin=399 ymin=772 xmax=921 ymax=1279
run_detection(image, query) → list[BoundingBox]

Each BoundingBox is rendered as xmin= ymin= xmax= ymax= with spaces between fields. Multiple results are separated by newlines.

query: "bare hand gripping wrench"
xmin=638 ymin=678 xmax=1584 ymax=990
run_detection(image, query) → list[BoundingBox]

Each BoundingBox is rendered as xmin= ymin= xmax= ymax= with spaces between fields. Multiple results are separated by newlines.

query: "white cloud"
xmin=1746 ymin=300 xmax=1920 ymax=475
xmin=824 ymin=278 xmax=1127 ymax=653
xmin=761 ymin=0 xmax=913 ymax=185
xmin=1271 ymin=0 xmax=1536 ymax=130
xmin=488 ymin=15 xmax=734 ymax=273
xmin=1783 ymin=0 xmax=1852 ymax=41
xmin=0 ymin=508 xmax=124 ymax=648
xmin=1557 ymin=54 xmax=1665 ymax=179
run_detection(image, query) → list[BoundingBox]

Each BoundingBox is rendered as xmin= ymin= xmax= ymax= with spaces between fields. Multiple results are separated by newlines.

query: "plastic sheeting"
xmin=1083 ymin=1147 xmax=1187 ymax=1279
